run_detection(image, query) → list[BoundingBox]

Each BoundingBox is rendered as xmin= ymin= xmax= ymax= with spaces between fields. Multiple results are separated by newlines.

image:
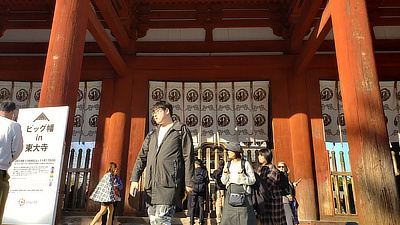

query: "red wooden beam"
xmin=135 ymin=40 xmax=285 ymax=53
xmin=3 ymin=39 xmax=400 ymax=54
xmin=87 ymin=7 xmax=129 ymax=77
xmin=288 ymin=0 xmax=325 ymax=53
xmin=93 ymin=0 xmax=133 ymax=51
xmin=292 ymin=1 xmax=332 ymax=74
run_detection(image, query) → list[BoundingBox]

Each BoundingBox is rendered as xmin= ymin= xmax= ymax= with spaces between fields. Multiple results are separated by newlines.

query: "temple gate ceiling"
xmin=0 ymin=0 xmax=399 ymax=56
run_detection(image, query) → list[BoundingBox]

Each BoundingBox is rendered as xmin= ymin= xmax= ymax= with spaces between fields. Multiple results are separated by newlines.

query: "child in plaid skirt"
xmin=89 ymin=162 xmax=118 ymax=225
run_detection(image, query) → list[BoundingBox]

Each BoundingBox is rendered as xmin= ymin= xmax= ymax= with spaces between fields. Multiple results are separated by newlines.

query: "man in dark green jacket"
xmin=130 ymin=101 xmax=194 ymax=225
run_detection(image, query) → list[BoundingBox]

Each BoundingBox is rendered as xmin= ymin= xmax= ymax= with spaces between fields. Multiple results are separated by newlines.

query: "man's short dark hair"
xmin=0 ymin=100 xmax=16 ymax=113
xmin=153 ymin=100 xmax=173 ymax=115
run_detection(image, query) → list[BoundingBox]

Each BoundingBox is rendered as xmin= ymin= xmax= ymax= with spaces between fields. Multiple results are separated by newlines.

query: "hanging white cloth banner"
xmin=380 ymin=81 xmax=397 ymax=142
xmin=0 ymin=81 xmax=101 ymax=143
xmin=184 ymin=82 xmax=201 ymax=145
xmin=320 ymin=80 xmax=344 ymax=142
xmin=72 ymin=82 xmax=85 ymax=142
xmin=233 ymin=82 xmax=252 ymax=142
xmin=29 ymin=82 xmax=42 ymax=108
xmin=167 ymin=82 xmax=184 ymax=123
xmin=201 ymin=82 xmax=218 ymax=143
xmin=253 ymin=81 xmax=270 ymax=142
xmin=148 ymin=81 xmax=166 ymax=131
xmin=149 ymin=81 xmax=270 ymax=145
xmin=81 ymin=81 xmax=102 ymax=142
xmin=217 ymin=82 xmax=236 ymax=143
xmin=12 ymin=82 xmax=30 ymax=113
xmin=0 ymin=81 xmax=12 ymax=101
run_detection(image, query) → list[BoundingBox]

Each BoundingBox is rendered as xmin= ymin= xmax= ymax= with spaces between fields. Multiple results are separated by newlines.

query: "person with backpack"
xmin=130 ymin=101 xmax=195 ymax=225
xmin=189 ymin=159 xmax=209 ymax=225
xmin=277 ymin=161 xmax=300 ymax=225
xmin=257 ymin=148 xmax=286 ymax=225
xmin=220 ymin=142 xmax=257 ymax=225
xmin=211 ymin=159 xmax=226 ymax=225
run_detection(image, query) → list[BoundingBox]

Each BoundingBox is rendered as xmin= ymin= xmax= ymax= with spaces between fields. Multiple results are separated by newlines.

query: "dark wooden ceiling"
xmin=0 ymin=0 xmax=399 ymax=55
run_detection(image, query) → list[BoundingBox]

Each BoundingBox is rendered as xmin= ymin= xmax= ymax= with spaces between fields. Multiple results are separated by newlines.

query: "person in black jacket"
xmin=211 ymin=159 xmax=226 ymax=225
xmin=130 ymin=101 xmax=195 ymax=225
xmin=189 ymin=159 xmax=209 ymax=225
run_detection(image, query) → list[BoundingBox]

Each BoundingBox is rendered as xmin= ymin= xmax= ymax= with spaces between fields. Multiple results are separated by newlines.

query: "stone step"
xmin=60 ymin=216 xmax=216 ymax=225
xmin=60 ymin=211 xmax=217 ymax=225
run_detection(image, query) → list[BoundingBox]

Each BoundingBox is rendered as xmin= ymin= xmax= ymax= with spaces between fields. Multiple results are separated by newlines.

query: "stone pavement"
xmin=59 ymin=211 xmax=358 ymax=225
xmin=59 ymin=211 xmax=218 ymax=225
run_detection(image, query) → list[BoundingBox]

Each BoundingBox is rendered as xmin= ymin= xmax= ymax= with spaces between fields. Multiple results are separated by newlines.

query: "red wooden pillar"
xmin=287 ymin=73 xmax=318 ymax=221
xmin=124 ymin=74 xmax=148 ymax=215
xmin=307 ymin=76 xmax=334 ymax=218
xmin=38 ymin=0 xmax=90 ymax=223
xmin=88 ymin=76 xmax=133 ymax=213
xmin=331 ymin=0 xmax=400 ymax=224
xmin=270 ymin=76 xmax=293 ymax=171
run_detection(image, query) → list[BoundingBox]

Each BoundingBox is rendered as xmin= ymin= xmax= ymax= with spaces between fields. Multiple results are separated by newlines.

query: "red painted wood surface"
xmin=124 ymin=75 xmax=149 ymax=215
xmin=307 ymin=76 xmax=334 ymax=218
xmin=331 ymin=0 xmax=400 ymax=224
xmin=269 ymin=76 xmax=293 ymax=174
xmin=37 ymin=0 xmax=91 ymax=223
xmin=287 ymin=73 xmax=318 ymax=220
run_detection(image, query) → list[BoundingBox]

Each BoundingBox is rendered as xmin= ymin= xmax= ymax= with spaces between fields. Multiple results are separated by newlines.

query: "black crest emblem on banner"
xmin=236 ymin=114 xmax=248 ymax=126
xmin=186 ymin=89 xmax=199 ymax=102
xmin=236 ymin=88 xmax=249 ymax=102
xmin=0 ymin=88 xmax=11 ymax=100
xmin=77 ymin=89 xmax=84 ymax=102
xmin=88 ymin=88 xmax=101 ymax=101
xmin=172 ymin=114 xmax=181 ymax=122
xmin=321 ymin=88 xmax=333 ymax=101
xmin=169 ymin=89 xmax=181 ymax=102
xmin=337 ymin=113 xmax=345 ymax=126
xmin=16 ymin=89 xmax=29 ymax=102
xmin=152 ymin=88 xmax=164 ymax=101
xmin=34 ymin=89 xmax=41 ymax=102
xmin=219 ymin=89 xmax=230 ymax=102
xmin=186 ymin=114 xmax=198 ymax=127
xmin=253 ymin=88 xmax=266 ymax=101
xmin=380 ymin=88 xmax=391 ymax=101
xmin=74 ymin=115 xmax=83 ymax=127
xmin=89 ymin=115 xmax=98 ymax=127
xmin=202 ymin=115 xmax=213 ymax=128
xmin=254 ymin=114 xmax=266 ymax=127
xmin=218 ymin=114 xmax=230 ymax=127
xmin=322 ymin=113 xmax=332 ymax=126
xmin=202 ymin=89 xmax=214 ymax=102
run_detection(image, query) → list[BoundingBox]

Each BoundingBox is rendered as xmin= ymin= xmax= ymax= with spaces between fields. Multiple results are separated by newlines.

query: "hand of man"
xmin=130 ymin=182 xmax=139 ymax=196
xmin=185 ymin=186 xmax=193 ymax=193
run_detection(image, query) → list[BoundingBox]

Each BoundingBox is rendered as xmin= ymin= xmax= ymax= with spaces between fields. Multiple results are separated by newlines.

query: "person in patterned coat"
xmin=257 ymin=148 xmax=286 ymax=225
xmin=89 ymin=162 xmax=118 ymax=225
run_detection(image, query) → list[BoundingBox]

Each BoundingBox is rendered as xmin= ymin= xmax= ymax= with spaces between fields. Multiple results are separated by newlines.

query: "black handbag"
xmin=228 ymin=183 xmax=246 ymax=206
xmin=228 ymin=192 xmax=245 ymax=206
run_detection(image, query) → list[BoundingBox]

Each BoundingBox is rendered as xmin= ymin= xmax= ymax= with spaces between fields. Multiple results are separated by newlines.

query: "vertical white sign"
xmin=3 ymin=106 xmax=69 ymax=225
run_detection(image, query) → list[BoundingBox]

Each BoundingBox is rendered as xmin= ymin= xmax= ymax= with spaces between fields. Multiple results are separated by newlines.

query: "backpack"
xmin=193 ymin=167 xmax=208 ymax=193
xmin=212 ymin=166 xmax=226 ymax=190
xmin=279 ymin=170 xmax=291 ymax=196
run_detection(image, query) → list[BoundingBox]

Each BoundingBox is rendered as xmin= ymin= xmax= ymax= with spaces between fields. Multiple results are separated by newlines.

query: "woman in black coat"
xmin=257 ymin=148 xmax=286 ymax=225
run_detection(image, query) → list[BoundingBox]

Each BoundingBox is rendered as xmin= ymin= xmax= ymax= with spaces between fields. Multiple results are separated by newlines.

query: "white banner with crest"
xmin=149 ymin=81 xmax=270 ymax=146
